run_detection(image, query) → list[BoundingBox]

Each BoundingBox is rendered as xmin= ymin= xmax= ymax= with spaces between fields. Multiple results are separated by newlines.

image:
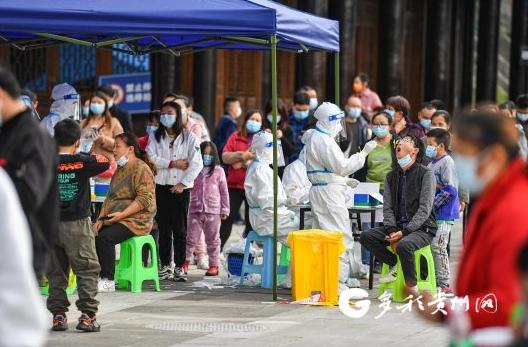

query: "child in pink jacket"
xmin=184 ymin=142 xmax=230 ymax=276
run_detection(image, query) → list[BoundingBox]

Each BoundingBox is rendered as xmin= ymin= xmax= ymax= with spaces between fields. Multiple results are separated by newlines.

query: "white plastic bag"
xmin=348 ymin=241 xmax=364 ymax=278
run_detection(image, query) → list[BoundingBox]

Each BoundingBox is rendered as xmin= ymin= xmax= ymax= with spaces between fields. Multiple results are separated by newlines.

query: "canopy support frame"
xmin=270 ymin=34 xmax=279 ymax=302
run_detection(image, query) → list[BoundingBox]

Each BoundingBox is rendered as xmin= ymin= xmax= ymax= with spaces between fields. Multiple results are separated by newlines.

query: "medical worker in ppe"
xmin=41 ymin=83 xmax=80 ymax=136
xmin=283 ymin=146 xmax=313 ymax=228
xmin=304 ymin=102 xmax=378 ymax=289
xmin=244 ymin=131 xmax=299 ymax=243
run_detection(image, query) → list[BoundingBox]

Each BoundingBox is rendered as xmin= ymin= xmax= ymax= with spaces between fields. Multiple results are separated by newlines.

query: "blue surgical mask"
xmin=82 ymin=106 xmax=90 ymax=117
xmin=453 ymin=153 xmax=482 ymax=195
xmin=385 ymin=109 xmax=395 ymax=119
xmin=246 ymin=119 xmax=261 ymax=133
xmin=309 ymin=98 xmax=318 ymax=110
xmin=108 ymin=100 xmax=114 ymax=108
xmin=160 ymin=114 xmax=176 ymax=128
xmin=203 ymin=154 xmax=214 ymax=166
xmin=425 ymin=145 xmax=437 ymax=159
xmin=397 ymin=154 xmax=412 ymax=168
xmin=347 ymin=108 xmax=362 ymax=119
xmin=518 ymin=112 xmax=528 ymax=123
xmin=420 ymin=119 xmax=431 ymax=130
xmin=293 ymin=110 xmax=309 ymax=120
xmin=372 ymin=125 xmax=389 ymax=138
xmin=267 ymin=114 xmax=281 ymax=124
xmin=146 ymin=125 xmax=158 ymax=134
xmin=90 ymin=103 xmax=105 ymax=115
xmin=116 ymin=155 xmax=129 ymax=168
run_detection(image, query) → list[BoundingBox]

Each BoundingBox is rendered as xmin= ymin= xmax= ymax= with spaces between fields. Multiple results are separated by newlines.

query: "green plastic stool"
xmin=378 ymin=245 xmax=437 ymax=302
xmin=115 ymin=235 xmax=160 ymax=293
xmin=277 ymin=244 xmax=291 ymax=283
xmin=40 ymin=271 xmax=77 ymax=296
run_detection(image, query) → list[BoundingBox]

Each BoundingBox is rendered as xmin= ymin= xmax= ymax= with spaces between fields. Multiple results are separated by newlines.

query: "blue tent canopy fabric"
xmin=248 ymin=0 xmax=339 ymax=52
xmin=0 ymin=0 xmax=339 ymax=53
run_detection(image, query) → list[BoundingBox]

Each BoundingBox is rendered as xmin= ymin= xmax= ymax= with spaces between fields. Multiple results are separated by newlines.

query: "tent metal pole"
xmin=270 ymin=34 xmax=278 ymax=301
xmin=35 ymin=33 xmax=94 ymax=47
xmin=95 ymin=36 xmax=146 ymax=48
xmin=334 ymin=52 xmax=340 ymax=105
xmin=224 ymin=36 xmax=269 ymax=46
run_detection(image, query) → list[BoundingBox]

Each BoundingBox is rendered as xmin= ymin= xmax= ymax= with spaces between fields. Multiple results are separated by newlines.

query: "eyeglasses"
xmin=372 ymin=123 xmax=389 ymax=127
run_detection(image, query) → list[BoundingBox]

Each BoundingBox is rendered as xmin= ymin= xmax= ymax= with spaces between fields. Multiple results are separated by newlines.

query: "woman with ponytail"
xmin=93 ymin=132 xmax=156 ymax=292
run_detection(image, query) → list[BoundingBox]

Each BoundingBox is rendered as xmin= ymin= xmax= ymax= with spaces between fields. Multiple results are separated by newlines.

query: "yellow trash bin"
xmin=286 ymin=230 xmax=345 ymax=305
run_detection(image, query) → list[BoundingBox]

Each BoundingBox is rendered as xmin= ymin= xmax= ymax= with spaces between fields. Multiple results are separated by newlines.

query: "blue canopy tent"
xmin=0 ymin=0 xmax=340 ymax=299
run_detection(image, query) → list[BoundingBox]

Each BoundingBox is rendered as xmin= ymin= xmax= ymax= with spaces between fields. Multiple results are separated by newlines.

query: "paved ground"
xmin=45 ymin=221 xmax=463 ymax=346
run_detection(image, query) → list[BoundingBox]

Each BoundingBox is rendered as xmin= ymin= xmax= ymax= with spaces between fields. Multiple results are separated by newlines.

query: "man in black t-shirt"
xmin=47 ymin=119 xmax=109 ymax=333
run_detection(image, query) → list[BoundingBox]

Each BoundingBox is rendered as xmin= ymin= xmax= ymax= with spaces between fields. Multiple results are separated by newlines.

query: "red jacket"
xmin=455 ymin=158 xmax=528 ymax=329
xmin=223 ymin=132 xmax=250 ymax=190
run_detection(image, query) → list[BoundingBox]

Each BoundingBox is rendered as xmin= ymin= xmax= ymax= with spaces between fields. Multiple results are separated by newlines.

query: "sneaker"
xmin=379 ymin=266 xmax=397 ymax=284
xmin=360 ymin=264 xmax=370 ymax=280
xmin=51 ymin=314 xmax=68 ymax=332
xmin=76 ymin=313 xmax=100 ymax=332
xmin=438 ymin=286 xmax=455 ymax=298
xmin=159 ymin=265 xmax=174 ymax=280
xmin=173 ymin=267 xmax=187 ymax=282
xmin=205 ymin=265 xmax=219 ymax=276
xmin=182 ymin=260 xmax=190 ymax=275
xmin=97 ymin=278 xmax=115 ymax=293
xmin=197 ymin=257 xmax=209 ymax=270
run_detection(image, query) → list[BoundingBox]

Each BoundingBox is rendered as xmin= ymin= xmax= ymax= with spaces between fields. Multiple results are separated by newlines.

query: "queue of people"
xmin=3 ymin=60 xmax=528 ymax=347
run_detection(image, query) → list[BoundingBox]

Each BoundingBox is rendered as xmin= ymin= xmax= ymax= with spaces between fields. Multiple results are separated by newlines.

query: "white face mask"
xmin=309 ymin=98 xmax=318 ymax=110
xmin=235 ymin=106 xmax=242 ymax=119
xmin=116 ymin=154 xmax=129 ymax=167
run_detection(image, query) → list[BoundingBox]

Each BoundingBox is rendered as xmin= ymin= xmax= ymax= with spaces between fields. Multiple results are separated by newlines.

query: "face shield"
xmin=49 ymin=93 xmax=81 ymax=122
xmin=327 ymin=110 xmax=347 ymax=139
xmin=252 ymin=131 xmax=285 ymax=166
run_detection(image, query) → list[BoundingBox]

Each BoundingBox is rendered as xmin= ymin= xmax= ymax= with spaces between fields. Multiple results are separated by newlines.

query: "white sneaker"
xmin=97 ymin=278 xmax=115 ymax=293
xmin=197 ymin=257 xmax=209 ymax=270
xmin=173 ymin=267 xmax=187 ymax=282
xmin=379 ymin=266 xmax=397 ymax=284
xmin=159 ymin=265 xmax=174 ymax=280
xmin=360 ymin=264 xmax=370 ymax=280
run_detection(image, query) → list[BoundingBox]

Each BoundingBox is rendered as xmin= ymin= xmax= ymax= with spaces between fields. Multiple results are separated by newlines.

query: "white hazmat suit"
xmin=244 ymin=131 xmax=299 ymax=243
xmin=304 ymin=102 xmax=377 ymax=287
xmin=282 ymin=146 xmax=313 ymax=228
xmin=41 ymin=83 xmax=80 ymax=136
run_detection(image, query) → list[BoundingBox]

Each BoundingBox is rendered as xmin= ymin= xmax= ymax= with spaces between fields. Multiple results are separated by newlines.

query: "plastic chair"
xmin=40 ymin=271 xmax=77 ymax=296
xmin=239 ymin=231 xmax=289 ymax=288
xmin=378 ymin=245 xmax=437 ymax=303
xmin=277 ymin=244 xmax=291 ymax=283
xmin=115 ymin=235 xmax=160 ymax=293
